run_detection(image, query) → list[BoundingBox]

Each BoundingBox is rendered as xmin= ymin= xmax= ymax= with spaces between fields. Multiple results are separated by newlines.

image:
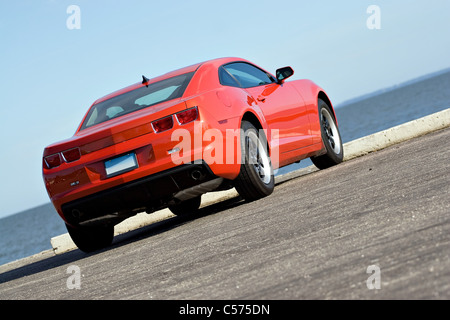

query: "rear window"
xmin=80 ymin=72 xmax=195 ymax=130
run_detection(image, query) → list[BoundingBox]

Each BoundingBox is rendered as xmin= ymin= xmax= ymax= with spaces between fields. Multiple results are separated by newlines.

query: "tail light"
xmin=44 ymin=153 xmax=62 ymax=169
xmin=176 ymin=107 xmax=198 ymax=124
xmin=152 ymin=115 xmax=174 ymax=133
xmin=62 ymin=147 xmax=81 ymax=162
xmin=43 ymin=147 xmax=81 ymax=169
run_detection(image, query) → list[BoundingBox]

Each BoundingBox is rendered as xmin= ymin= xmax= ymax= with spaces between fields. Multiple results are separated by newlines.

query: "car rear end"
xmin=42 ymin=68 xmax=219 ymax=227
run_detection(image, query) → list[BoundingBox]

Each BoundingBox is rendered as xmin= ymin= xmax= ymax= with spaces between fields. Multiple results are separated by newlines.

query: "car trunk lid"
xmin=43 ymin=99 xmax=187 ymax=157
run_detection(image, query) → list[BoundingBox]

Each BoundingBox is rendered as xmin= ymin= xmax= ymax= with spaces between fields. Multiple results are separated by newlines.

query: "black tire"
xmin=234 ymin=121 xmax=274 ymax=201
xmin=311 ymin=99 xmax=344 ymax=169
xmin=168 ymin=195 xmax=202 ymax=216
xmin=66 ymin=223 xmax=114 ymax=253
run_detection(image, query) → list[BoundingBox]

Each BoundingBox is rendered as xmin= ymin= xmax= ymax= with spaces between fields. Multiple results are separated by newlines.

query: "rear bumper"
xmin=61 ymin=161 xmax=218 ymax=227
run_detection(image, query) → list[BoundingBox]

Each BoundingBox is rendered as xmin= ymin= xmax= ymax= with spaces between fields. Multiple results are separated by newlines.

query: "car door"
xmin=222 ymin=62 xmax=313 ymax=154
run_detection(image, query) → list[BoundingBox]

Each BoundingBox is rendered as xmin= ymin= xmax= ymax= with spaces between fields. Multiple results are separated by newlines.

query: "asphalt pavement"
xmin=1 ymin=127 xmax=449 ymax=300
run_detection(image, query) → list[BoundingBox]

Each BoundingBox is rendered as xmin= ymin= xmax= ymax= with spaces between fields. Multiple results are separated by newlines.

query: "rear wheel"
xmin=311 ymin=99 xmax=344 ymax=169
xmin=66 ymin=223 xmax=114 ymax=253
xmin=168 ymin=195 xmax=202 ymax=216
xmin=234 ymin=121 xmax=274 ymax=201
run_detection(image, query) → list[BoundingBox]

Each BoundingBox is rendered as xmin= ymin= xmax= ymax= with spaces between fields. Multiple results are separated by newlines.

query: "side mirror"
xmin=276 ymin=66 xmax=294 ymax=84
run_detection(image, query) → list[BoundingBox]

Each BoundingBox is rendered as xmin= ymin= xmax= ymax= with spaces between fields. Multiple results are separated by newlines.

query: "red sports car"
xmin=42 ymin=57 xmax=343 ymax=252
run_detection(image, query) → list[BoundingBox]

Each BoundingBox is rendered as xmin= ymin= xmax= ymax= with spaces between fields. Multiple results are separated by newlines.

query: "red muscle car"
xmin=42 ymin=57 xmax=343 ymax=252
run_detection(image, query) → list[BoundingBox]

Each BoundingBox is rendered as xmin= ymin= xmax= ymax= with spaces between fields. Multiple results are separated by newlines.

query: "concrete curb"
xmin=50 ymin=108 xmax=450 ymax=255
xmin=343 ymin=108 xmax=450 ymax=161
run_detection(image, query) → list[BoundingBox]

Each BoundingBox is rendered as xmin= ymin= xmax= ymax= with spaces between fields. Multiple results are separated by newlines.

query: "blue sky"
xmin=0 ymin=0 xmax=449 ymax=218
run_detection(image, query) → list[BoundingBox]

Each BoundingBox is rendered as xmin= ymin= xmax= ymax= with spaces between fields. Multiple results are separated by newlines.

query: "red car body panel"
xmin=42 ymin=57 xmax=335 ymax=226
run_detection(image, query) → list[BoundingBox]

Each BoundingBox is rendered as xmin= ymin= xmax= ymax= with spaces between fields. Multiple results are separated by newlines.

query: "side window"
xmin=219 ymin=67 xmax=240 ymax=87
xmin=223 ymin=62 xmax=275 ymax=88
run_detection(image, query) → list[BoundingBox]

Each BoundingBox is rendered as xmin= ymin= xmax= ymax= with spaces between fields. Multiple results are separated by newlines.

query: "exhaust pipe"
xmin=71 ymin=209 xmax=83 ymax=219
xmin=191 ymin=169 xmax=205 ymax=181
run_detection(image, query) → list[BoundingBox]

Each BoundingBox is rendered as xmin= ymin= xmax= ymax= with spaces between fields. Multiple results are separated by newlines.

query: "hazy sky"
xmin=1 ymin=0 xmax=449 ymax=218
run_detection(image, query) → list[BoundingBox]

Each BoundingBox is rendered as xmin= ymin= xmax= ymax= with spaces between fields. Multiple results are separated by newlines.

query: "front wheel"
xmin=311 ymin=99 xmax=344 ymax=169
xmin=234 ymin=121 xmax=274 ymax=201
xmin=66 ymin=223 xmax=114 ymax=253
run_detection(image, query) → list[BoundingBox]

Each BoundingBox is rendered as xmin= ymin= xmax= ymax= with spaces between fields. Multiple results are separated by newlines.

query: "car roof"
xmin=92 ymin=62 xmax=203 ymax=105
xmin=91 ymin=57 xmax=248 ymax=106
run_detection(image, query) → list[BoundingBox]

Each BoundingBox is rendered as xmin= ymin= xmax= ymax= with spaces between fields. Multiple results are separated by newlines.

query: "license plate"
xmin=105 ymin=153 xmax=138 ymax=178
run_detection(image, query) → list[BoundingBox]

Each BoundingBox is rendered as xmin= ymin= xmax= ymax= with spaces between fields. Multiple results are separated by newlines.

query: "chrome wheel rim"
xmin=321 ymin=108 xmax=341 ymax=155
xmin=246 ymin=131 xmax=272 ymax=184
